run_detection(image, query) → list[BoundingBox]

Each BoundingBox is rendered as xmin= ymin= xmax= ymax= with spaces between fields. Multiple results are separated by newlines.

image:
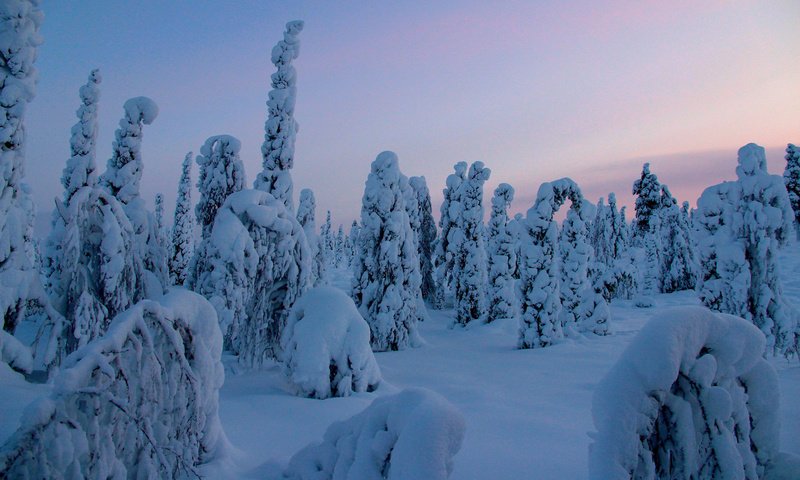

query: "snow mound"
xmin=281 ymin=286 xmax=381 ymax=399
xmin=283 ymin=388 xmax=465 ymax=480
xmin=0 ymin=289 xmax=229 ymax=478
xmin=590 ymin=306 xmax=784 ymax=479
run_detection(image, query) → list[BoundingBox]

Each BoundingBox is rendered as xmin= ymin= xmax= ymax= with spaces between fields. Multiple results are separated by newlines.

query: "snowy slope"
xmin=2 ymin=254 xmax=799 ymax=478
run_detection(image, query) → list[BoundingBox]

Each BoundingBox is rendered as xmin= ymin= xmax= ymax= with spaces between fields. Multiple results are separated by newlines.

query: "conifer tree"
xmin=169 ymin=152 xmax=195 ymax=285
xmin=784 ymin=143 xmax=800 ymax=237
xmin=631 ymin=163 xmax=662 ymax=243
xmin=194 ymin=135 xmax=245 ymax=240
xmin=453 ymin=162 xmax=491 ymax=326
xmin=487 ymin=183 xmax=516 ymax=323
xmin=409 ymin=176 xmax=437 ymax=304
xmin=433 ymin=162 xmax=467 ymax=308
xmin=254 ymin=20 xmax=304 ymax=213
xmin=297 ymin=188 xmax=324 ymax=284
xmin=351 ymin=152 xmax=422 ymax=351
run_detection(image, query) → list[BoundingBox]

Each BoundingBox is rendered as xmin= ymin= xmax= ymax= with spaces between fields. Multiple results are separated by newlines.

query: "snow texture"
xmin=254 ymin=20 xmax=304 ymax=213
xmin=192 ymin=189 xmax=311 ymax=367
xmin=696 ymin=143 xmax=797 ymax=357
xmin=283 ymin=388 xmax=465 ymax=480
xmin=280 ymin=287 xmax=381 ymax=399
xmin=590 ymin=306 xmax=783 ymax=480
xmin=0 ymin=290 xmax=229 ymax=478
xmin=194 ymin=134 xmax=246 ymax=240
xmin=169 ymin=152 xmax=195 ymax=285
xmin=784 ymin=143 xmax=800 ymax=238
xmin=452 ymin=161 xmax=490 ymax=326
xmin=352 ymin=151 xmax=423 ymax=351
xmin=518 ymin=178 xmax=584 ymax=348
xmin=487 ymin=183 xmax=516 ymax=323
xmin=60 ymin=69 xmax=101 ymax=202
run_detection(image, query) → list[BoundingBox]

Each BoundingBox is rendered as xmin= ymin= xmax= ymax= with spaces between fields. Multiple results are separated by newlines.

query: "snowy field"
xmin=204 ymin=243 xmax=800 ymax=479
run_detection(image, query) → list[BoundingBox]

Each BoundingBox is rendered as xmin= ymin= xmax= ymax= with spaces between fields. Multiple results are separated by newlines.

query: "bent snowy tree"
xmin=280 ymin=287 xmax=381 ymax=399
xmin=0 ymin=290 xmax=228 ymax=478
xmin=193 ymin=189 xmax=312 ymax=367
xmin=283 ymin=388 xmax=465 ymax=480
xmin=518 ymin=178 xmax=609 ymax=348
xmin=590 ymin=306 xmax=786 ymax=480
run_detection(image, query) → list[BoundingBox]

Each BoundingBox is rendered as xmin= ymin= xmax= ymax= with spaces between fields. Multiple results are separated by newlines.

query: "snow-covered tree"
xmin=452 ymin=162 xmax=490 ymax=326
xmin=635 ymin=228 xmax=659 ymax=308
xmin=631 ymin=163 xmax=662 ymax=243
xmin=169 ymin=152 xmax=194 ymax=285
xmin=284 ymin=388 xmax=465 ymax=480
xmin=784 ymin=143 xmax=800 ymax=237
xmin=297 ymin=188 xmax=324 ymax=285
xmin=0 ymin=290 xmax=229 ymax=478
xmin=154 ymin=192 xmax=168 ymax=248
xmin=253 ymin=20 xmax=304 ymax=213
xmin=348 ymin=220 xmax=360 ymax=268
xmin=0 ymin=0 xmax=50 ymax=373
xmin=193 ymin=189 xmax=311 ymax=366
xmin=351 ymin=151 xmax=423 ymax=351
xmin=591 ymin=307 xmax=785 ymax=479
xmin=559 ymin=206 xmax=610 ymax=335
xmin=60 ymin=69 xmax=101 ymax=202
xmin=319 ymin=210 xmax=333 ymax=271
xmin=518 ymin=178 xmax=584 ymax=349
xmin=433 ymin=162 xmax=467 ymax=309
xmin=409 ymin=176 xmax=437 ymax=304
xmin=660 ymin=200 xmax=698 ymax=293
xmin=696 ymin=143 xmax=797 ymax=357
xmin=280 ymin=287 xmax=381 ymax=399
xmin=487 ymin=183 xmax=516 ymax=323
xmin=194 ymin=135 xmax=245 ymax=240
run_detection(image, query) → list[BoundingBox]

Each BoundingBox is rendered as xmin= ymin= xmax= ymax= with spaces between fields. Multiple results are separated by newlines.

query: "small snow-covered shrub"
xmin=284 ymin=388 xmax=465 ymax=480
xmin=0 ymin=290 xmax=228 ymax=478
xmin=590 ymin=306 xmax=785 ymax=480
xmin=281 ymin=287 xmax=381 ymax=399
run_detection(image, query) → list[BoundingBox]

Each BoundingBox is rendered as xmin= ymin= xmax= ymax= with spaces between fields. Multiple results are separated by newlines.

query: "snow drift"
xmin=283 ymin=388 xmax=465 ymax=480
xmin=281 ymin=287 xmax=381 ymax=399
xmin=0 ymin=290 xmax=228 ymax=478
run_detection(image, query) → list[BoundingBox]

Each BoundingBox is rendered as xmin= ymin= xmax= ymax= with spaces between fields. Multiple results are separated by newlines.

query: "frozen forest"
xmin=1 ymin=2 xmax=799 ymax=479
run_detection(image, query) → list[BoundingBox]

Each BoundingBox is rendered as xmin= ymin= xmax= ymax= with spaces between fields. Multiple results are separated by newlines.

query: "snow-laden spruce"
xmin=280 ymin=287 xmax=381 ymax=399
xmin=0 ymin=1 xmax=59 ymax=373
xmin=297 ymin=188 xmax=325 ymax=285
xmin=194 ymin=135 xmax=246 ymax=240
xmin=409 ymin=176 xmax=437 ymax=304
xmin=0 ymin=290 xmax=229 ymax=478
xmin=487 ymin=183 xmax=516 ymax=323
xmin=335 ymin=224 xmax=347 ymax=267
xmin=60 ymin=69 xmax=101 ymax=202
xmin=433 ymin=162 xmax=467 ymax=309
xmin=192 ymin=189 xmax=311 ymax=366
xmin=283 ymin=388 xmax=465 ymax=480
xmin=518 ymin=178 xmax=584 ymax=348
xmin=253 ymin=20 xmax=303 ymax=213
xmin=696 ymin=143 xmax=797 ymax=357
xmin=352 ymin=151 xmax=423 ymax=351
xmin=319 ymin=209 xmax=334 ymax=277
xmin=169 ymin=152 xmax=194 ymax=285
xmin=659 ymin=199 xmax=698 ymax=293
xmin=348 ymin=220 xmax=360 ymax=267
xmin=631 ymin=162 xmax=661 ymax=243
xmin=452 ymin=162 xmax=491 ymax=326
xmin=590 ymin=306 xmax=787 ymax=480
xmin=99 ymin=96 xmax=168 ymax=296
xmin=784 ymin=143 xmax=800 ymax=238
xmin=558 ymin=206 xmax=609 ymax=336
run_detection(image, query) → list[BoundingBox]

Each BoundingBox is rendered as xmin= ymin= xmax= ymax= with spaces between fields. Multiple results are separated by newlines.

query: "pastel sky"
xmin=24 ymin=0 xmax=800 ymax=230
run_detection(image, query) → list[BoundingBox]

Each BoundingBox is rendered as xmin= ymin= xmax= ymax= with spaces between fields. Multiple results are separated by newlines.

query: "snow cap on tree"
xmin=195 ymin=134 xmax=245 ymax=239
xmin=61 ymin=68 xmax=101 ymax=202
xmin=254 ymin=20 xmax=304 ymax=212
xmin=487 ymin=183 xmax=516 ymax=323
xmin=100 ymin=97 xmax=158 ymax=205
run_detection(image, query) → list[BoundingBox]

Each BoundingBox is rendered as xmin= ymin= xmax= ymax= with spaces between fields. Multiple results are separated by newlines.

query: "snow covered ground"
xmin=3 ymin=250 xmax=799 ymax=479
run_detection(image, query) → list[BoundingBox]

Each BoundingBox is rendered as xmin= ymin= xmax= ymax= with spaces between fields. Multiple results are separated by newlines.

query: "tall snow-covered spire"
xmin=100 ymin=96 xmax=159 ymax=205
xmin=254 ymin=20 xmax=304 ymax=213
xmin=169 ymin=152 xmax=195 ymax=285
xmin=61 ymin=69 xmax=101 ymax=203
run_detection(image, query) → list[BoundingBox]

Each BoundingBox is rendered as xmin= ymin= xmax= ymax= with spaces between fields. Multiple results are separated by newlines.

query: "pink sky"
xmin=23 ymin=1 xmax=800 ymax=230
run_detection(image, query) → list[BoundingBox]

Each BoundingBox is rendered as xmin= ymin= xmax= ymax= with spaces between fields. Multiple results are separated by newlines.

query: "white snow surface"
xmin=281 ymin=286 xmax=381 ymax=399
